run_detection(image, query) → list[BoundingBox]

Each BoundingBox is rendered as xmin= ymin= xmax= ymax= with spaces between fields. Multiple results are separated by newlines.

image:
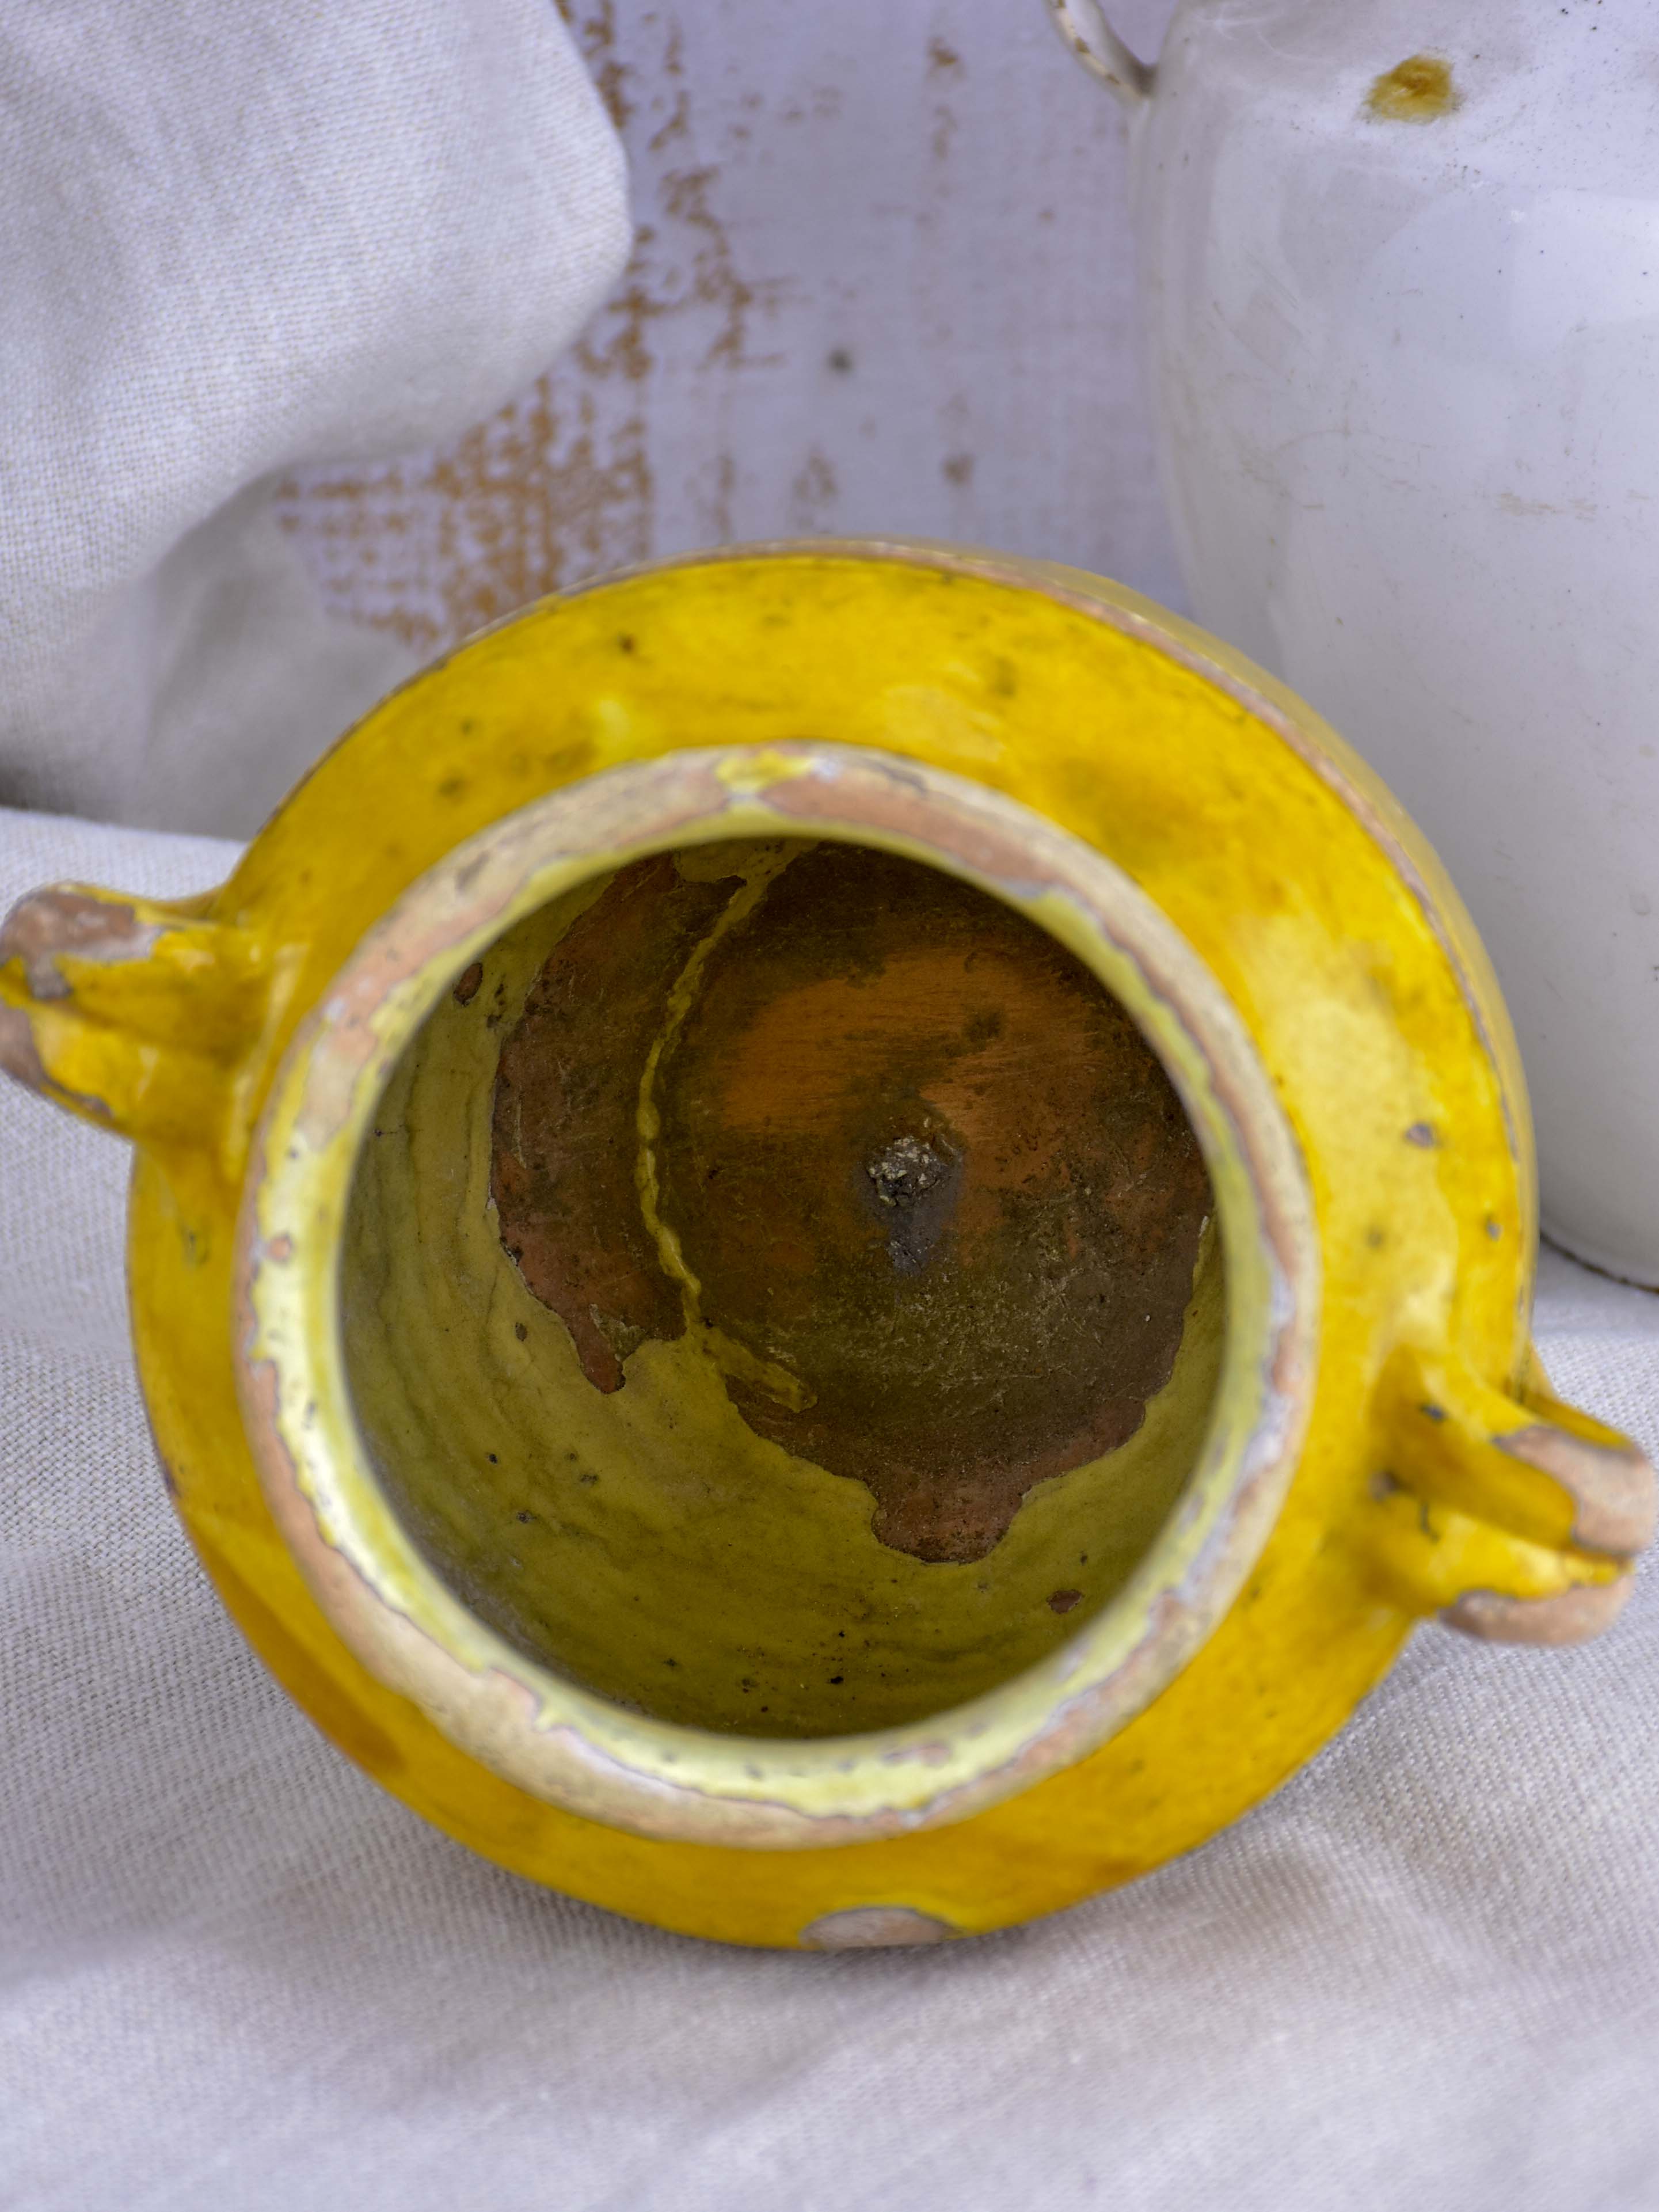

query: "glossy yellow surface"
xmin=1 ymin=547 xmax=1634 ymax=1945
xmin=342 ymin=888 xmax=1230 ymax=1738
xmin=245 ymin=744 xmax=1303 ymax=1849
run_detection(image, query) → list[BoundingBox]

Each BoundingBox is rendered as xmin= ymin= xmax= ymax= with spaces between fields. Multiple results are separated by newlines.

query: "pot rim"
xmin=232 ymin=738 xmax=1318 ymax=1850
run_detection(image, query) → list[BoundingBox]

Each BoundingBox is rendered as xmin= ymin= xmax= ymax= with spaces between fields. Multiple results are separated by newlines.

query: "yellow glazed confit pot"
xmin=2 ymin=542 xmax=1652 ymax=1950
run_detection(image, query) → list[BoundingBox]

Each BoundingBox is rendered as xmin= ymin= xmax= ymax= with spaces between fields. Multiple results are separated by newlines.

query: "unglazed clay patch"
xmin=489 ymin=840 xmax=1211 ymax=1562
xmin=800 ymin=1906 xmax=959 ymax=1949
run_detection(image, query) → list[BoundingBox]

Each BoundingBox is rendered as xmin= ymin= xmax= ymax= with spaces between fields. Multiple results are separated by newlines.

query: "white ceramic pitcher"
xmin=1051 ymin=0 xmax=1659 ymax=1284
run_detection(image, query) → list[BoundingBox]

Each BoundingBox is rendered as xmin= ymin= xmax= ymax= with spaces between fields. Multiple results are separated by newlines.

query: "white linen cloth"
xmin=0 ymin=0 xmax=629 ymax=837
xmin=3 ymin=807 xmax=1657 ymax=2211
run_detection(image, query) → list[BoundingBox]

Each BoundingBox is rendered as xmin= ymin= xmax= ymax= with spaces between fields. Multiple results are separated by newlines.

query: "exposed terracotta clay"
xmin=490 ymin=842 xmax=1211 ymax=1562
xmin=490 ymin=854 xmax=730 ymax=1393
xmin=0 ymin=887 xmax=158 ymax=1001
xmin=799 ymin=1905 xmax=958 ymax=1948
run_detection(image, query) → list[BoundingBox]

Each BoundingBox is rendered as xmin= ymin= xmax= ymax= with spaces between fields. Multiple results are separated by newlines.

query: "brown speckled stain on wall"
xmin=789 ymin=447 xmax=840 ymax=534
xmin=269 ymin=10 xmax=1193 ymax=687
xmin=281 ymin=390 xmax=654 ymax=655
xmin=275 ymin=6 xmax=781 ymax=654
xmin=927 ymin=26 xmax=962 ymax=164
xmin=562 ymin=0 xmax=635 ymax=134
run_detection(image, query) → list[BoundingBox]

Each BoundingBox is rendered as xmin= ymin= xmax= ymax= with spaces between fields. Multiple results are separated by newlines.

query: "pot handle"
xmin=0 ymin=880 xmax=275 ymax=1180
xmin=1044 ymin=0 xmax=1155 ymax=109
xmin=1364 ymin=1345 xmax=1655 ymax=1645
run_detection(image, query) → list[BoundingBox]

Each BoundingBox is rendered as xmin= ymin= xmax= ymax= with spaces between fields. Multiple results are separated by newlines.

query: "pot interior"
xmin=341 ymin=834 xmax=1223 ymax=1739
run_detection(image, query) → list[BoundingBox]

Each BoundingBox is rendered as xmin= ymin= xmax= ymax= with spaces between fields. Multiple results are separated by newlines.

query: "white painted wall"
xmin=280 ymin=0 xmax=1185 ymax=656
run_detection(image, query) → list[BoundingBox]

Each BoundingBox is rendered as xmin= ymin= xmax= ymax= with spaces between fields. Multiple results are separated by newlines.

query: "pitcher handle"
xmin=1044 ymin=0 xmax=1156 ymax=109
